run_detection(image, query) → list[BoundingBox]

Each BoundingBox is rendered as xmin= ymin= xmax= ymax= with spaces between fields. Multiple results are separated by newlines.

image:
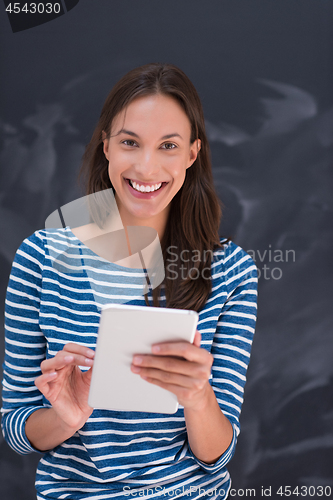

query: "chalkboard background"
xmin=0 ymin=1 xmax=332 ymax=498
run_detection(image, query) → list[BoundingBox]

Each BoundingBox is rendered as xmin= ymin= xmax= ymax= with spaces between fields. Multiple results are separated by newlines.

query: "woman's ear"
xmin=187 ymin=139 xmax=201 ymax=169
xmin=102 ymin=130 xmax=109 ymax=160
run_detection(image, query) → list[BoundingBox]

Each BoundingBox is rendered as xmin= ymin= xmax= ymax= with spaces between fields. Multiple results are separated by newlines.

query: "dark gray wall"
xmin=1 ymin=1 xmax=332 ymax=498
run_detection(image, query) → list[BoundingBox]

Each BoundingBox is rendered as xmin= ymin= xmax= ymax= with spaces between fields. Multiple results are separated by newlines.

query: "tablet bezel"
xmin=88 ymin=304 xmax=199 ymax=414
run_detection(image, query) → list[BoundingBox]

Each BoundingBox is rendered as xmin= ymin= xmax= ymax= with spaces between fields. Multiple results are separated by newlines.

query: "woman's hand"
xmin=130 ymin=330 xmax=233 ymax=464
xmin=130 ymin=331 xmax=213 ymax=410
xmin=34 ymin=343 xmax=95 ymax=432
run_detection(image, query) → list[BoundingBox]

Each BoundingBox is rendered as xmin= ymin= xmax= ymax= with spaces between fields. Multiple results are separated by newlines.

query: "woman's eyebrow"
xmin=117 ymin=129 xmax=183 ymax=140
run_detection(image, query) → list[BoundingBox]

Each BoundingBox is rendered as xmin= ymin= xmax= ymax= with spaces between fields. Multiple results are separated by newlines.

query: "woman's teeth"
xmin=129 ymin=180 xmax=163 ymax=193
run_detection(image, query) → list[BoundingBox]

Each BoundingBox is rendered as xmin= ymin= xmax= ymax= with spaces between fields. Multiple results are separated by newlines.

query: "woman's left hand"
xmin=130 ymin=330 xmax=213 ymax=410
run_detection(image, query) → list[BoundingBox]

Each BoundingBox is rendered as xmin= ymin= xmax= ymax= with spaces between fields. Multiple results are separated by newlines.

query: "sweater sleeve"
xmin=1 ymin=231 xmax=47 ymax=454
xmin=187 ymin=241 xmax=258 ymax=473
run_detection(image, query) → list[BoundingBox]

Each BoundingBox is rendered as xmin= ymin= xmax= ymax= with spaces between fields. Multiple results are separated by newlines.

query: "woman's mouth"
xmin=124 ymin=178 xmax=169 ymax=199
xmin=129 ymin=179 xmax=163 ymax=193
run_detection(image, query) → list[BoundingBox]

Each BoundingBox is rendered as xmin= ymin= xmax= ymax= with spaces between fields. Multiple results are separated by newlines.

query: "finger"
xmin=34 ymin=371 xmax=58 ymax=396
xmin=41 ymin=343 xmax=94 ymax=371
xmin=40 ymin=351 xmax=94 ymax=373
xmin=138 ymin=369 xmax=208 ymax=396
xmin=63 ymin=343 xmax=95 ymax=358
xmin=151 ymin=340 xmax=212 ymax=365
xmin=132 ymin=354 xmax=208 ymax=379
xmin=139 ymin=375 xmax=185 ymax=401
xmin=132 ymin=365 xmax=202 ymax=390
xmin=141 ymin=376 xmax=211 ymax=409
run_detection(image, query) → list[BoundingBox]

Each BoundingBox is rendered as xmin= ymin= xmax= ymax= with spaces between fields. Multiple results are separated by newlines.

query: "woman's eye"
xmin=162 ymin=143 xmax=177 ymax=150
xmin=122 ymin=140 xmax=137 ymax=147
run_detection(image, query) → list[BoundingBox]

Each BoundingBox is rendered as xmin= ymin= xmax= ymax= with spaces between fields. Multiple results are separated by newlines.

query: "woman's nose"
xmin=135 ymin=149 xmax=160 ymax=178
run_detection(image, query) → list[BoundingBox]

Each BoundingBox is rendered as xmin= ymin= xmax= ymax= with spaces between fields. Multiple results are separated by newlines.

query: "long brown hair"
xmin=79 ymin=63 xmax=222 ymax=312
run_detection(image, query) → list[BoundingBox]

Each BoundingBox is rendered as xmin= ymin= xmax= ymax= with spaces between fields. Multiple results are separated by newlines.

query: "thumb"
xmin=83 ymin=366 xmax=93 ymax=384
xmin=193 ymin=330 xmax=201 ymax=347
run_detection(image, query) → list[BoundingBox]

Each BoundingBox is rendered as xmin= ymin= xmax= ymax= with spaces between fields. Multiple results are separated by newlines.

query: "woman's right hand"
xmin=34 ymin=343 xmax=95 ymax=432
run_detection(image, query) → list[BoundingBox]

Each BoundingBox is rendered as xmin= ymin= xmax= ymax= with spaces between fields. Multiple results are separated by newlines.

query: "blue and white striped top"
xmin=1 ymin=228 xmax=258 ymax=500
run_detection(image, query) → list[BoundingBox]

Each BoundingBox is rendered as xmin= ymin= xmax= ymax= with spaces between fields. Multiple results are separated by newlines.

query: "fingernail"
xmin=64 ymin=355 xmax=74 ymax=362
xmin=85 ymin=358 xmax=94 ymax=365
xmin=133 ymin=356 xmax=143 ymax=365
xmin=152 ymin=345 xmax=160 ymax=353
xmin=131 ymin=365 xmax=141 ymax=373
xmin=86 ymin=349 xmax=95 ymax=358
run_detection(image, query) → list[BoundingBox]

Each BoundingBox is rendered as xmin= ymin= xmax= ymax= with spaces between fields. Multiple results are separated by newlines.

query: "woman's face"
xmin=103 ymin=94 xmax=200 ymax=236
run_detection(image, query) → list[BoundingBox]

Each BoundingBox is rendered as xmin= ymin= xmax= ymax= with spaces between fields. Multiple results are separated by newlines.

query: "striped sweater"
xmin=1 ymin=228 xmax=258 ymax=500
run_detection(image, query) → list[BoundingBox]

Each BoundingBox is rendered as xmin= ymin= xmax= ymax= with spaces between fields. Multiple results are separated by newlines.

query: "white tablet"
xmin=88 ymin=304 xmax=199 ymax=414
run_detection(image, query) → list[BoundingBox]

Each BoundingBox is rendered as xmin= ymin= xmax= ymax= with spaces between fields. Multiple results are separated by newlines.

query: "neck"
xmin=113 ymin=198 xmax=170 ymax=244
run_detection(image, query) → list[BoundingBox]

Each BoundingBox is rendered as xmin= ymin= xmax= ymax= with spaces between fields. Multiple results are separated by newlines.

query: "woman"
xmin=1 ymin=63 xmax=258 ymax=499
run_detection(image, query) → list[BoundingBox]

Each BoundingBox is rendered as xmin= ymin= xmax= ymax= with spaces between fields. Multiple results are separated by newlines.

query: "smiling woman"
xmin=80 ymin=63 xmax=224 ymax=312
xmin=1 ymin=63 xmax=258 ymax=500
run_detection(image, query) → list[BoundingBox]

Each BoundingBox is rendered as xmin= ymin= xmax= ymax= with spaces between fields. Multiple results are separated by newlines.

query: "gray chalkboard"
xmin=0 ymin=1 xmax=332 ymax=498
